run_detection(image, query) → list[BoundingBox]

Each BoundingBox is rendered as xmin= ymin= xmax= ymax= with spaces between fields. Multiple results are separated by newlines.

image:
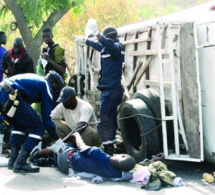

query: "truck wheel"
xmin=133 ymin=88 xmax=162 ymax=147
xmin=133 ymin=88 xmax=161 ymax=123
xmin=133 ymin=88 xmax=174 ymax=150
xmin=118 ymin=99 xmax=161 ymax=162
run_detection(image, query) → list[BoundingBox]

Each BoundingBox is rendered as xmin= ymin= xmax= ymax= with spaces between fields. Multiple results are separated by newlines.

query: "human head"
xmin=102 ymin=26 xmax=118 ymax=40
xmin=13 ymin=37 xmax=24 ymax=54
xmin=45 ymin=70 xmax=64 ymax=92
xmin=109 ymin=154 xmax=136 ymax=172
xmin=42 ymin=27 xmax=53 ymax=45
xmin=57 ymin=86 xmax=77 ymax=109
xmin=0 ymin=31 xmax=7 ymax=45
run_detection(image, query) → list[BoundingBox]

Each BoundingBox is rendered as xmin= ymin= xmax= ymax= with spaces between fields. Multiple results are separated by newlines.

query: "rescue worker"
xmin=0 ymin=70 xmax=64 ymax=173
xmin=75 ymin=22 xmax=124 ymax=155
xmin=2 ymin=37 xmax=34 ymax=77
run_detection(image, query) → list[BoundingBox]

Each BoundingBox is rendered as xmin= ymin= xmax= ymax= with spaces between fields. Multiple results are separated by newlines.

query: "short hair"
xmin=13 ymin=37 xmax=23 ymax=46
xmin=0 ymin=31 xmax=5 ymax=36
xmin=42 ymin=28 xmax=52 ymax=34
xmin=110 ymin=154 xmax=136 ymax=172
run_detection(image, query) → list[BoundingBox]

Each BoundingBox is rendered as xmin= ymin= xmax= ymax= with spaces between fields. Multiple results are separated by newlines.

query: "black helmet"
xmin=46 ymin=70 xmax=64 ymax=87
xmin=102 ymin=26 xmax=117 ymax=39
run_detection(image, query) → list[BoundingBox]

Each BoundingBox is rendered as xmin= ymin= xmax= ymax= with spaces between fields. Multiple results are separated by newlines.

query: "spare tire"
xmin=133 ymin=88 xmax=174 ymax=150
xmin=133 ymin=88 xmax=162 ymax=148
xmin=118 ymin=99 xmax=161 ymax=162
xmin=133 ymin=88 xmax=161 ymax=121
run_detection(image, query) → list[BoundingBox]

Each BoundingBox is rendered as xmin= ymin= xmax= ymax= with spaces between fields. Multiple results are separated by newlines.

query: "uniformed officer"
xmin=0 ymin=70 xmax=64 ymax=173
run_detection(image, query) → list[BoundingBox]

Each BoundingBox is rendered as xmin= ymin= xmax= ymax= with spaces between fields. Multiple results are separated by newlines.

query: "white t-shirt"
xmin=51 ymin=97 xmax=97 ymax=130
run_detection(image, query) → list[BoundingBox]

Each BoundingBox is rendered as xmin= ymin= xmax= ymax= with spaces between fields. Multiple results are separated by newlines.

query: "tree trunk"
xmin=4 ymin=0 xmax=69 ymax=67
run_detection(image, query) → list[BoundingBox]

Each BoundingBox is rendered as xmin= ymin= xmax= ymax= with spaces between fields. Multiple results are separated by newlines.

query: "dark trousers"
xmin=97 ymin=87 xmax=123 ymax=145
xmin=0 ymin=86 xmax=44 ymax=152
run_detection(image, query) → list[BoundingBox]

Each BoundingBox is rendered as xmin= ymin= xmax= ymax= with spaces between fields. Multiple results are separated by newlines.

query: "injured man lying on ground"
xmin=30 ymin=132 xmax=136 ymax=183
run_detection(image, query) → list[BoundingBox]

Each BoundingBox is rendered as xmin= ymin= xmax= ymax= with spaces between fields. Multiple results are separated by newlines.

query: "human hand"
xmin=51 ymin=138 xmax=66 ymax=153
xmin=7 ymin=67 xmax=15 ymax=75
xmin=74 ymin=36 xmax=85 ymax=45
xmin=85 ymin=18 xmax=99 ymax=36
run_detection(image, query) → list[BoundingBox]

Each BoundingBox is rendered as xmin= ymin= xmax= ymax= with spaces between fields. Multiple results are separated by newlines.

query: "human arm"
xmin=2 ymin=52 xmax=15 ymax=76
xmin=96 ymin=35 xmax=123 ymax=58
xmin=42 ymin=46 xmax=66 ymax=75
xmin=86 ymin=20 xmax=123 ymax=58
xmin=72 ymin=132 xmax=88 ymax=151
xmin=41 ymin=82 xmax=59 ymax=140
xmin=62 ymin=121 xmax=88 ymax=143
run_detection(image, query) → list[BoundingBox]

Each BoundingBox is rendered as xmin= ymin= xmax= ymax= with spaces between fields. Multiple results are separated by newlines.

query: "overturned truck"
xmin=70 ymin=1 xmax=215 ymax=163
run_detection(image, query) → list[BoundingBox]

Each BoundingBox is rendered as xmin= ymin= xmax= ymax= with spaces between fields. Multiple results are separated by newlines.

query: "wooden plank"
xmin=144 ymin=80 xmax=171 ymax=88
xmin=122 ymin=37 xmax=151 ymax=45
xmin=133 ymin=56 xmax=153 ymax=87
xmin=127 ymin=61 xmax=143 ymax=90
xmin=128 ymin=49 xmax=169 ymax=56
xmin=180 ymin=23 xmax=201 ymax=159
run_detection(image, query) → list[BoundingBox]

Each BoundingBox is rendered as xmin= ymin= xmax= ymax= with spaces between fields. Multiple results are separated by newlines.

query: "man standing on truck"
xmin=0 ymin=70 xmax=64 ymax=173
xmin=75 ymin=20 xmax=124 ymax=156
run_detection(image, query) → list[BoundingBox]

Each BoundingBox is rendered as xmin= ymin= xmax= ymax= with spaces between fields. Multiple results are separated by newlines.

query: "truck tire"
xmin=133 ymin=88 xmax=174 ymax=150
xmin=133 ymin=88 xmax=162 ymax=146
xmin=118 ymin=99 xmax=161 ymax=162
xmin=133 ymin=88 xmax=161 ymax=121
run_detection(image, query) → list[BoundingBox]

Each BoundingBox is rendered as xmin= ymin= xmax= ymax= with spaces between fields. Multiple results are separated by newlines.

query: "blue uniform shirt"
xmin=86 ymin=36 xmax=124 ymax=90
xmin=4 ymin=73 xmax=58 ymax=139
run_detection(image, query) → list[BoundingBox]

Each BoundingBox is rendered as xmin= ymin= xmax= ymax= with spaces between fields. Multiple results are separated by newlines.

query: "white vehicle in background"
xmin=70 ymin=0 xmax=215 ymax=164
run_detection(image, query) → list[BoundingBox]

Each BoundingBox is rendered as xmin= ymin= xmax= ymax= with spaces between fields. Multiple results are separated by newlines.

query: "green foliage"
xmin=0 ymin=4 xmax=8 ymax=17
xmin=0 ymin=0 xmax=83 ymax=29
xmin=16 ymin=0 xmax=75 ymax=27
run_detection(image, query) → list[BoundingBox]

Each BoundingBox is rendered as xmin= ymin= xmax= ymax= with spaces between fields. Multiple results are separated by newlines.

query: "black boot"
xmin=104 ymin=144 xmax=114 ymax=156
xmin=13 ymin=148 xmax=40 ymax=173
xmin=8 ymin=146 xmax=20 ymax=170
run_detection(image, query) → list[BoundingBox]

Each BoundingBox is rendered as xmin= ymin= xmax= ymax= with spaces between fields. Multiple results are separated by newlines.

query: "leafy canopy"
xmin=0 ymin=0 xmax=82 ymax=28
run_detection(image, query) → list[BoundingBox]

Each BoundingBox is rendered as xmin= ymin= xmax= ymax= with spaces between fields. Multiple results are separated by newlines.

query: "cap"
xmin=45 ymin=70 xmax=64 ymax=88
xmin=57 ymin=86 xmax=76 ymax=103
xmin=102 ymin=26 xmax=117 ymax=39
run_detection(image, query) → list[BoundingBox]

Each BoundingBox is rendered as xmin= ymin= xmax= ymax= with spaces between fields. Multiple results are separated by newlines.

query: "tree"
xmin=56 ymin=0 xmax=140 ymax=74
xmin=0 ymin=0 xmax=83 ymax=66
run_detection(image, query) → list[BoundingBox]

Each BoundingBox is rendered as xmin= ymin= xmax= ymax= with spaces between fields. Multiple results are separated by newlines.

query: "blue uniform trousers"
xmin=0 ymin=86 xmax=44 ymax=151
xmin=97 ymin=87 xmax=123 ymax=145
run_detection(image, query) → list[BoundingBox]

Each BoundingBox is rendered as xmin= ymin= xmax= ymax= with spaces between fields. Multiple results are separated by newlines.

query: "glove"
xmin=74 ymin=36 xmax=85 ymax=45
xmin=85 ymin=18 xmax=99 ymax=36
xmin=51 ymin=138 xmax=66 ymax=153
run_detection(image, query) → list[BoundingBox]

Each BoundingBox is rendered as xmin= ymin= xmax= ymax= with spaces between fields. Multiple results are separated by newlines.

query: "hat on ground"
xmin=57 ymin=86 xmax=76 ymax=103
